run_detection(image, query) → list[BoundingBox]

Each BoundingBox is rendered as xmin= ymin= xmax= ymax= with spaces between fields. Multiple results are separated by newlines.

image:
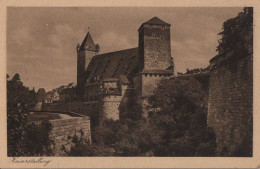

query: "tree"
xmin=148 ymin=77 xmax=215 ymax=156
xmin=7 ymin=73 xmax=54 ymax=156
xmin=63 ymin=76 xmax=215 ymax=157
xmin=216 ymin=7 xmax=253 ymax=56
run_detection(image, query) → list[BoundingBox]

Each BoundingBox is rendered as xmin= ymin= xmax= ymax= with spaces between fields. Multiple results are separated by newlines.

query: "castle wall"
xmin=42 ymin=102 xmax=99 ymax=129
xmin=207 ymin=51 xmax=253 ymax=156
xmin=99 ymin=96 xmax=121 ymax=121
xmin=99 ymin=86 xmax=130 ymax=122
xmin=133 ymin=74 xmax=142 ymax=99
xmin=49 ymin=116 xmax=91 ymax=156
xmin=142 ymin=74 xmax=170 ymax=97
xmin=85 ymin=83 xmax=102 ymax=101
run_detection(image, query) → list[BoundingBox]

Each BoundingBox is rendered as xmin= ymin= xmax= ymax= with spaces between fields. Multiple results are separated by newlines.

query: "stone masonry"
xmin=207 ymin=49 xmax=253 ymax=156
xmin=49 ymin=116 xmax=91 ymax=156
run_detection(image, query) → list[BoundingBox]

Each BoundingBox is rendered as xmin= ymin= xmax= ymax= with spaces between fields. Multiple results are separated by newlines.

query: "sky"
xmin=7 ymin=7 xmax=243 ymax=91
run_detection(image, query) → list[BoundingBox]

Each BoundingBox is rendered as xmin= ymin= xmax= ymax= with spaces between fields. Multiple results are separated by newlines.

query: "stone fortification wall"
xmin=142 ymin=74 xmax=171 ymax=97
xmin=207 ymin=50 xmax=253 ymax=156
xmin=42 ymin=102 xmax=99 ymax=128
xmin=99 ymin=96 xmax=121 ymax=121
xmin=49 ymin=116 xmax=91 ymax=156
xmin=42 ymin=102 xmax=98 ymax=116
xmin=99 ymin=86 xmax=133 ymax=122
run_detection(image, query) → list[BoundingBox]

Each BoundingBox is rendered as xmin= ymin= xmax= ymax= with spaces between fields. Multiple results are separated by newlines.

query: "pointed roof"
xmin=80 ymin=32 xmax=98 ymax=51
xmin=144 ymin=17 xmax=171 ymax=26
xmin=138 ymin=17 xmax=171 ymax=31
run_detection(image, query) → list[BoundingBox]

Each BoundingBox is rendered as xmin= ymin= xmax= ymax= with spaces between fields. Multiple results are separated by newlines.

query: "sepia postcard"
xmin=0 ymin=0 xmax=260 ymax=168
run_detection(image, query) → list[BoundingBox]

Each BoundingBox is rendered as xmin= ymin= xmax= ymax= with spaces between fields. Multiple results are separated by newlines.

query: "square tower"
xmin=77 ymin=32 xmax=99 ymax=101
xmin=138 ymin=17 xmax=173 ymax=72
xmin=134 ymin=17 xmax=174 ymax=117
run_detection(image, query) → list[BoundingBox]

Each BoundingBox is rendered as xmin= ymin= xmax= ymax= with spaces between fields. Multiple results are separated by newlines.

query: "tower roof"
xmin=138 ymin=17 xmax=171 ymax=31
xmin=80 ymin=32 xmax=99 ymax=51
xmin=143 ymin=17 xmax=171 ymax=26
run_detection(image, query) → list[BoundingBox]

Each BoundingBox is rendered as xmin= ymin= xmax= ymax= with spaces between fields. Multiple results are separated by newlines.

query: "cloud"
xmin=97 ymin=31 xmax=136 ymax=54
xmin=7 ymin=7 xmax=243 ymax=91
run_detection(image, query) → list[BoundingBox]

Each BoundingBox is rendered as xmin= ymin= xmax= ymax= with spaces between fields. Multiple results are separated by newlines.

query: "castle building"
xmin=77 ymin=17 xmax=174 ymax=121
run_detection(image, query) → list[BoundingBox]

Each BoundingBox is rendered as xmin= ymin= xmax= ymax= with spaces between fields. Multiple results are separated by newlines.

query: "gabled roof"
xmin=80 ymin=32 xmax=99 ymax=51
xmin=85 ymin=48 xmax=139 ymax=84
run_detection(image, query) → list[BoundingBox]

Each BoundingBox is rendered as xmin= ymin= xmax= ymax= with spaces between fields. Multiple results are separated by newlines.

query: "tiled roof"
xmin=80 ymin=32 xmax=99 ymax=51
xmin=86 ymin=47 xmax=139 ymax=84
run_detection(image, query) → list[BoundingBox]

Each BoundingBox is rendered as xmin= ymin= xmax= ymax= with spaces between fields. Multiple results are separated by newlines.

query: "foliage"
xmin=64 ymin=77 xmax=215 ymax=156
xmin=25 ymin=121 xmax=54 ymax=156
xmin=62 ymin=130 xmax=114 ymax=156
xmin=146 ymin=77 xmax=215 ymax=156
xmin=7 ymin=73 xmax=54 ymax=156
xmin=7 ymin=73 xmax=37 ymax=108
xmin=216 ymin=7 xmax=253 ymax=56
xmin=62 ymin=130 xmax=95 ymax=156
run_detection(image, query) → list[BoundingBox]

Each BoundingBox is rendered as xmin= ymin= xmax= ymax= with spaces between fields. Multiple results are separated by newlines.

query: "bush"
xmin=62 ymin=130 xmax=95 ymax=156
xmin=63 ymin=77 xmax=215 ymax=157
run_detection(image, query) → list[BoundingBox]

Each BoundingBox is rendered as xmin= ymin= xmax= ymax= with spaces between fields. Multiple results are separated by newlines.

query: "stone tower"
xmin=77 ymin=32 xmax=99 ymax=101
xmin=138 ymin=16 xmax=173 ymax=71
xmin=134 ymin=17 xmax=174 ymax=117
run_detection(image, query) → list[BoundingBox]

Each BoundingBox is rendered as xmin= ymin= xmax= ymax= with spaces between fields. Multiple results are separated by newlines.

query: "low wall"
xmin=49 ymin=116 xmax=91 ymax=156
xmin=42 ymin=102 xmax=99 ymax=130
xmin=42 ymin=102 xmax=98 ymax=116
